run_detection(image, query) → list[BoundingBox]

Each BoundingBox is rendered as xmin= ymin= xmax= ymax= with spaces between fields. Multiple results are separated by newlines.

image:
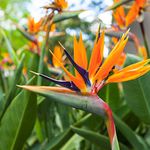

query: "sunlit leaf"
xmin=0 ymin=78 xmax=37 ymax=150
xmin=0 ymin=28 xmax=19 ymax=65
xmin=0 ymin=54 xmax=25 ymax=119
xmin=43 ymin=114 xmax=92 ymax=150
xmin=71 ymin=126 xmax=129 ymax=150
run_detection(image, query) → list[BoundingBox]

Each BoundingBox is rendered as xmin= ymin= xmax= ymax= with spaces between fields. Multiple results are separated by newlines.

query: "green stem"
xmin=139 ymin=22 xmax=150 ymax=57
xmin=37 ymin=11 xmax=54 ymax=85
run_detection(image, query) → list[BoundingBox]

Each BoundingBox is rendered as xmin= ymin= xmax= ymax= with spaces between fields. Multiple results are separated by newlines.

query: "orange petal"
xmin=73 ymin=33 xmax=88 ymax=84
xmin=125 ymin=2 xmax=139 ymax=27
xmin=138 ymin=46 xmax=148 ymax=60
xmin=50 ymin=50 xmax=86 ymax=91
xmin=88 ymin=31 xmax=105 ymax=80
xmin=115 ymin=52 xmax=126 ymax=67
xmin=79 ymin=32 xmax=88 ymax=69
xmin=18 ymin=85 xmax=74 ymax=94
xmin=93 ymin=31 xmax=129 ymax=83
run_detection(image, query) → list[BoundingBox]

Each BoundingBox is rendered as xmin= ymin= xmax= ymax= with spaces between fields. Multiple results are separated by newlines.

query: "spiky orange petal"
xmin=138 ymin=46 xmax=148 ymax=60
xmin=18 ymin=85 xmax=74 ymax=94
xmin=116 ymin=59 xmax=150 ymax=73
xmin=93 ymin=31 xmax=129 ymax=83
xmin=52 ymin=46 xmax=63 ymax=68
xmin=88 ymin=31 xmax=105 ymax=80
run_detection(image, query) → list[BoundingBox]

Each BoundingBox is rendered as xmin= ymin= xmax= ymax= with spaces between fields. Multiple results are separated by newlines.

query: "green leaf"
xmin=44 ymin=129 xmax=74 ymax=150
xmin=53 ymin=11 xmax=83 ymax=23
xmin=123 ymin=54 xmax=150 ymax=124
xmin=71 ymin=126 xmax=129 ymax=150
xmin=37 ymin=43 xmax=46 ymax=85
xmin=99 ymin=83 xmax=122 ymax=112
xmin=114 ymin=113 xmax=149 ymax=150
xmin=0 ymin=28 xmax=19 ymax=65
xmin=106 ymin=0 xmax=132 ymax=11
xmin=44 ymin=114 xmax=92 ymax=150
xmin=61 ymin=134 xmax=83 ymax=150
xmin=0 ymin=80 xmax=37 ymax=150
xmin=0 ymin=54 xmax=25 ymax=119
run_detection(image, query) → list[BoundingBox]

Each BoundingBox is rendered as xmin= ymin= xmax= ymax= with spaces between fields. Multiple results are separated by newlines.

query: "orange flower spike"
xmin=51 ymin=23 xmax=56 ymax=32
xmin=106 ymin=63 xmax=150 ymax=83
xmin=74 ymin=33 xmax=88 ymax=83
xmin=74 ymin=35 xmax=84 ymax=82
xmin=93 ymin=30 xmax=129 ymax=83
xmin=50 ymin=50 xmax=87 ymax=92
xmin=74 ymin=33 xmax=87 ymax=70
xmin=52 ymin=46 xmax=63 ymax=68
xmin=88 ymin=31 xmax=105 ymax=80
xmin=79 ymin=32 xmax=88 ymax=69
xmin=115 ymin=59 xmax=150 ymax=75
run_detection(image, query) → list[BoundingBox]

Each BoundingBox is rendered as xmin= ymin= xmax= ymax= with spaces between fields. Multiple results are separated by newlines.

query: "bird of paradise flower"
xmin=18 ymin=29 xmax=150 ymax=150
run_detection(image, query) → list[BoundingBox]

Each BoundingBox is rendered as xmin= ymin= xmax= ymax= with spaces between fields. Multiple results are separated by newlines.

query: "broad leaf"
xmin=114 ymin=113 xmax=149 ymax=150
xmin=0 ymin=54 xmax=25 ymax=119
xmin=123 ymin=54 xmax=150 ymax=124
xmin=44 ymin=114 xmax=92 ymax=150
xmin=18 ymin=85 xmax=120 ymax=150
xmin=0 ymin=83 xmax=37 ymax=150
xmin=99 ymin=83 xmax=122 ymax=112
xmin=71 ymin=126 xmax=129 ymax=150
xmin=0 ymin=28 xmax=19 ymax=65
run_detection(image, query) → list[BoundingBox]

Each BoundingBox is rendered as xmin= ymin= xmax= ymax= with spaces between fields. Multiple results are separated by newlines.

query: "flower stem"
xmin=139 ymin=21 xmax=150 ymax=57
xmin=103 ymin=100 xmax=120 ymax=150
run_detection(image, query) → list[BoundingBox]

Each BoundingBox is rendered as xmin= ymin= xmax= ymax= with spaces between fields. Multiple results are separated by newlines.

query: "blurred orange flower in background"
xmin=27 ymin=17 xmax=42 ymax=34
xmin=113 ymin=0 xmax=146 ymax=28
xmin=54 ymin=0 xmax=68 ymax=9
